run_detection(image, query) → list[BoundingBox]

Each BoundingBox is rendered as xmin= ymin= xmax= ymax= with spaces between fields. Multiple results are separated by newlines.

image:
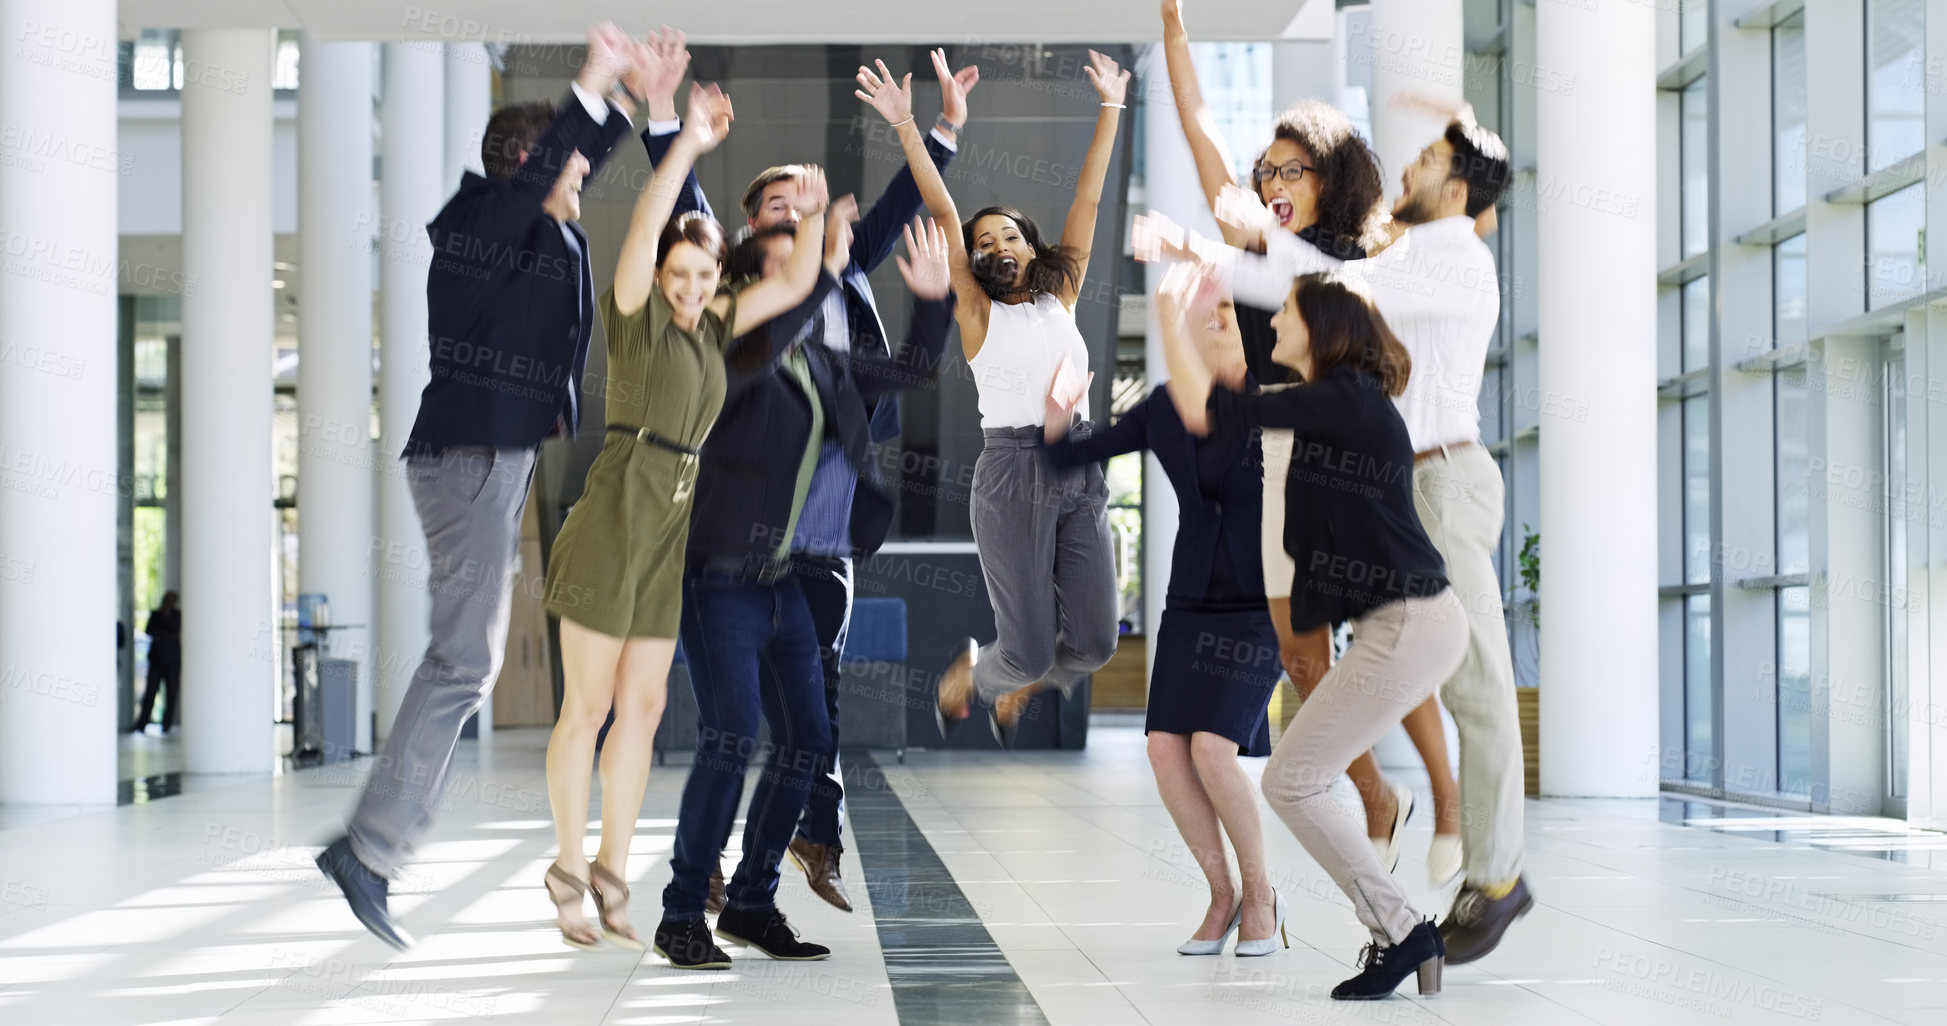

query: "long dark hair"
xmin=962 ymin=206 xmax=1080 ymax=301
xmin=1293 ymin=271 xmax=1411 ymax=395
xmin=1256 ymin=101 xmax=1386 ymax=260
xmin=656 ymin=211 xmax=727 ymax=269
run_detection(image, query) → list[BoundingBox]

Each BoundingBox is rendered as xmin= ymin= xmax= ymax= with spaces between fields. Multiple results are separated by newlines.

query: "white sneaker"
xmin=1427 ymin=833 xmax=1463 ymax=888
xmin=1369 ymin=783 xmax=1414 ymax=873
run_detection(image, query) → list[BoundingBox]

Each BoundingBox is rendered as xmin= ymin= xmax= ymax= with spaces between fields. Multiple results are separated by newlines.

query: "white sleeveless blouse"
xmin=969 ymin=292 xmax=1092 ymax=429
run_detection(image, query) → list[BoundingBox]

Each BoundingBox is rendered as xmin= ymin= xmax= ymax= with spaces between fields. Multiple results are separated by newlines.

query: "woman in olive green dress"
xmin=540 ymin=73 xmax=835 ymax=950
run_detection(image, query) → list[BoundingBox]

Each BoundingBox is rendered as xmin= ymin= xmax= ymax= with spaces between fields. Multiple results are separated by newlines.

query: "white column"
xmin=375 ymin=43 xmax=445 ymax=743
xmin=1536 ymin=1 xmax=1658 ymax=796
xmin=1272 ymin=0 xmax=1339 ymax=113
xmin=445 ymin=43 xmax=492 ymax=189
xmin=179 ymin=29 xmax=277 ymax=776
xmin=0 ymin=0 xmax=120 ymax=805
xmin=444 ymin=41 xmax=493 ymax=737
xmin=298 ymin=37 xmax=377 ymax=751
xmin=1363 ymin=0 xmax=1465 ymax=203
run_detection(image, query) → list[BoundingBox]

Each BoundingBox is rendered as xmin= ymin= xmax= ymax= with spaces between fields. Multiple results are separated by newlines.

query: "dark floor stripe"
xmin=846 ymin=752 xmax=1048 ymax=1025
xmin=117 ymin=771 xmax=182 ymax=805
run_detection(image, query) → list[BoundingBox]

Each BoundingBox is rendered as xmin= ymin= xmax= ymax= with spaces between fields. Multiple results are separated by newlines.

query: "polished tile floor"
xmin=1 ymin=726 xmax=1943 ymax=1025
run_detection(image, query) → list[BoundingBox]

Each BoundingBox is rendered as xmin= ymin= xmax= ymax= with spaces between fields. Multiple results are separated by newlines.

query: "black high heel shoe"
xmin=1330 ymin=919 xmax=1444 ymax=1000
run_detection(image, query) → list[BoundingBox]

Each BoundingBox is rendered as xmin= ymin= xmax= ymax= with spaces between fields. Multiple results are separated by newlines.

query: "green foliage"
xmin=1517 ymin=524 xmax=1540 ymax=626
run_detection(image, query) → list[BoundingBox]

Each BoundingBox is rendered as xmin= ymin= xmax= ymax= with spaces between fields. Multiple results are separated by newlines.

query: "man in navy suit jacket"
xmin=316 ymin=25 xmax=641 ymax=951
xmin=637 ymin=46 xmax=976 ymax=916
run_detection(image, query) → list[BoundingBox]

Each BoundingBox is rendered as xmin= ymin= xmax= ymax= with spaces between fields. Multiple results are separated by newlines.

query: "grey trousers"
xmin=348 ymin=445 xmax=536 ymax=878
xmin=1413 ymin=445 xmax=1525 ymax=887
xmin=1262 ymin=592 xmax=1467 ymax=944
xmin=969 ymin=426 xmax=1119 ymax=702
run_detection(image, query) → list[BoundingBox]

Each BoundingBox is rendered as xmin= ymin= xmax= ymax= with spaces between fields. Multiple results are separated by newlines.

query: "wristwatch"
xmin=935 ymin=112 xmax=963 ymax=136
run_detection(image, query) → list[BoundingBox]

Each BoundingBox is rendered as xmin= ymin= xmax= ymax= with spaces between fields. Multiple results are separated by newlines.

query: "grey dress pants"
xmin=347 ymin=445 xmax=536 ymax=878
xmin=1262 ymin=591 xmax=1468 ymax=944
xmin=968 ymin=426 xmax=1119 ymax=702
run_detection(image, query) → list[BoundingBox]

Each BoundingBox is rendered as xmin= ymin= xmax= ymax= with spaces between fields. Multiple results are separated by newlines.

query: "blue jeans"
xmin=663 ymin=568 xmax=831 ymax=919
xmin=793 ymin=555 xmax=851 ymax=847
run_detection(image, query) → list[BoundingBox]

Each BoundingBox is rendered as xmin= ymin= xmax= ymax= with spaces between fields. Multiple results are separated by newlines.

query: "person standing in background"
xmin=129 ymin=591 xmax=181 ymax=734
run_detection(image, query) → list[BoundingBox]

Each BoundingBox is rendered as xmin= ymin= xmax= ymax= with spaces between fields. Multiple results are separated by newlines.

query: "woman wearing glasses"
xmin=1160 ymin=0 xmax=1466 ymax=888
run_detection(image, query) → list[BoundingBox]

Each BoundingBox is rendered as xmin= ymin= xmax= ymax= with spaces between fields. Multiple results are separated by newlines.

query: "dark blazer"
xmin=1043 ymin=386 xmax=1266 ymax=604
xmin=1205 ymin=367 xmax=1449 ymax=632
xmin=404 ymin=93 xmax=631 ymax=457
xmin=683 ymin=276 xmax=955 ymax=572
xmin=644 ymin=124 xmax=955 ymax=443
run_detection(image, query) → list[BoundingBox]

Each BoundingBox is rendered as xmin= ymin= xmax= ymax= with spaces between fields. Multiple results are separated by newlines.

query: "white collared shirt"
xmin=1219 ymin=215 xmax=1502 ymax=453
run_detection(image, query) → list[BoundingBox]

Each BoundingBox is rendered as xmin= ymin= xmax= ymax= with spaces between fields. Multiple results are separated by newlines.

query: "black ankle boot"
xmin=715 ymin=905 xmax=830 ymax=961
xmin=1330 ymin=919 xmax=1444 ymax=1000
xmin=653 ymin=916 xmax=731 ymax=970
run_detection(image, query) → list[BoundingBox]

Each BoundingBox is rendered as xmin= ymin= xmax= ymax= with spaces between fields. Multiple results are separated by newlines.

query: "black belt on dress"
xmin=606 ymin=424 xmax=700 ymax=456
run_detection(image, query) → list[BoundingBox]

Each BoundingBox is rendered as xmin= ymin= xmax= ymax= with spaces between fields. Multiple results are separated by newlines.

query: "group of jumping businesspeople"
xmin=310 ymin=1 xmax=1532 ymax=1003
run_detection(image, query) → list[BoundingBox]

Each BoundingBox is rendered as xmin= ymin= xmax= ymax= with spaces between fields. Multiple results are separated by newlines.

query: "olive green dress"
xmin=544 ymin=286 xmax=737 ymax=638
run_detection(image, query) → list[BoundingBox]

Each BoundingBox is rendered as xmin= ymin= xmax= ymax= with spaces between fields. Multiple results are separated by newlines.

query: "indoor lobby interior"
xmin=5 ymin=0 xmax=1947 ymax=1024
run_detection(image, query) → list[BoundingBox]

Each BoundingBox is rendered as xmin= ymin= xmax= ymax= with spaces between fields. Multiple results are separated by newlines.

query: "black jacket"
xmin=1205 ymin=367 xmax=1448 ymax=631
xmin=683 ymin=279 xmax=954 ymax=571
xmin=1044 ymin=385 xmax=1265 ymax=605
xmin=404 ymin=93 xmax=631 ymax=456
xmin=645 ymin=124 xmax=955 ymax=444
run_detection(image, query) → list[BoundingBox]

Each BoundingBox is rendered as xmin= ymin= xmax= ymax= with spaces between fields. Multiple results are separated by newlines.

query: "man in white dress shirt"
xmin=1203 ymin=110 xmax=1527 ymax=966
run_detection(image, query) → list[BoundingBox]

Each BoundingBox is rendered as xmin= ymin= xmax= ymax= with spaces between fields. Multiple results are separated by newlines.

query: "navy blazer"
xmin=404 ymin=93 xmax=631 ymax=457
xmin=1043 ymin=386 xmax=1267 ymax=604
xmin=643 ymin=124 xmax=955 ymax=443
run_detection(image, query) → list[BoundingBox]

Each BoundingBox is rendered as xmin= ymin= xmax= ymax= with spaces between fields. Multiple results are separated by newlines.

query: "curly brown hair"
xmin=1255 ymin=101 xmax=1386 ymax=259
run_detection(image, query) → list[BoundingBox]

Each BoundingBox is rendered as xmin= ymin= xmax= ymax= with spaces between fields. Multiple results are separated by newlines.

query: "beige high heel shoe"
xmin=588 ymin=860 xmax=645 ymax=951
xmin=543 ymin=863 xmax=600 ymax=950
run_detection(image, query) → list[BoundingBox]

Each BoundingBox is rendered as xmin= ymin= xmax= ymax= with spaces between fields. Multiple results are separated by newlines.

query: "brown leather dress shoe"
xmin=786 ymin=836 xmax=854 ymax=913
xmin=705 ymin=861 xmax=726 ymax=917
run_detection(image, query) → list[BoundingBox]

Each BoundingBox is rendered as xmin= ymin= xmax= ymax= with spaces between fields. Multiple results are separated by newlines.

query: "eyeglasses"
xmin=1251 ymin=161 xmax=1315 ymax=183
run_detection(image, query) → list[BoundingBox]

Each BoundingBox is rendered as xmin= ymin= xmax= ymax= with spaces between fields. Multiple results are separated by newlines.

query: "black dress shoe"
xmin=654 ymin=916 xmax=732 ymax=970
xmin=715 ymin=905 xmax=830 ymax=961
xmin=1330 ymin=919 xmax=1444 ymax=1000
xmin=1439 ymin=876 xmax=1533 ymax=965
xmin=314 ymin=836 xmax=413 ymax=950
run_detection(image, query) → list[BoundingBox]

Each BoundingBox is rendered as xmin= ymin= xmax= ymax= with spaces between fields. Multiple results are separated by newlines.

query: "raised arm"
xmin=718 ymin=178 xmax=841 ymax=336
xmin=1055 ymin=50 xmax=1131 ymax=310
xmin=630 ymin=26 xmax=712 ymax=221
xmin=860 ymin=52 xmax=990 ymax=357
xmin=613 ymin=82 xmax=733 ymax=316
xmin=1160 ymin=1 xmax=1253 ymax=246
xmin=1157 ymin=263 xmax=1220 ymax=435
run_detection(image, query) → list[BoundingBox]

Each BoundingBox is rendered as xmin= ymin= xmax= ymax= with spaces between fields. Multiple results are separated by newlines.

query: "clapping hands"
xmin=579 ymin=22 xmax=636 ymax=95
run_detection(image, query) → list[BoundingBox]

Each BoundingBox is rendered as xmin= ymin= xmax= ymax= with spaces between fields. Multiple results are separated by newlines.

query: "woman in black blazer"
xmin=1158 ymin=261 xmax=1468 ymax=1001
xmin=1041 ymin=291 xmax=1284 ymax=958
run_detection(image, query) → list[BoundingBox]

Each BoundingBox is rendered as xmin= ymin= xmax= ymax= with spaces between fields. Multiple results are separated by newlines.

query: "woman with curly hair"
xmin=1161 ymin=0 xmax=1465 ymax=892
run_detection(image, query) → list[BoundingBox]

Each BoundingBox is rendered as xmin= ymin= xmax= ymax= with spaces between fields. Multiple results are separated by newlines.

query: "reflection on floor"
xmin=0 ymin=727 xmax=1943 ymax=1024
